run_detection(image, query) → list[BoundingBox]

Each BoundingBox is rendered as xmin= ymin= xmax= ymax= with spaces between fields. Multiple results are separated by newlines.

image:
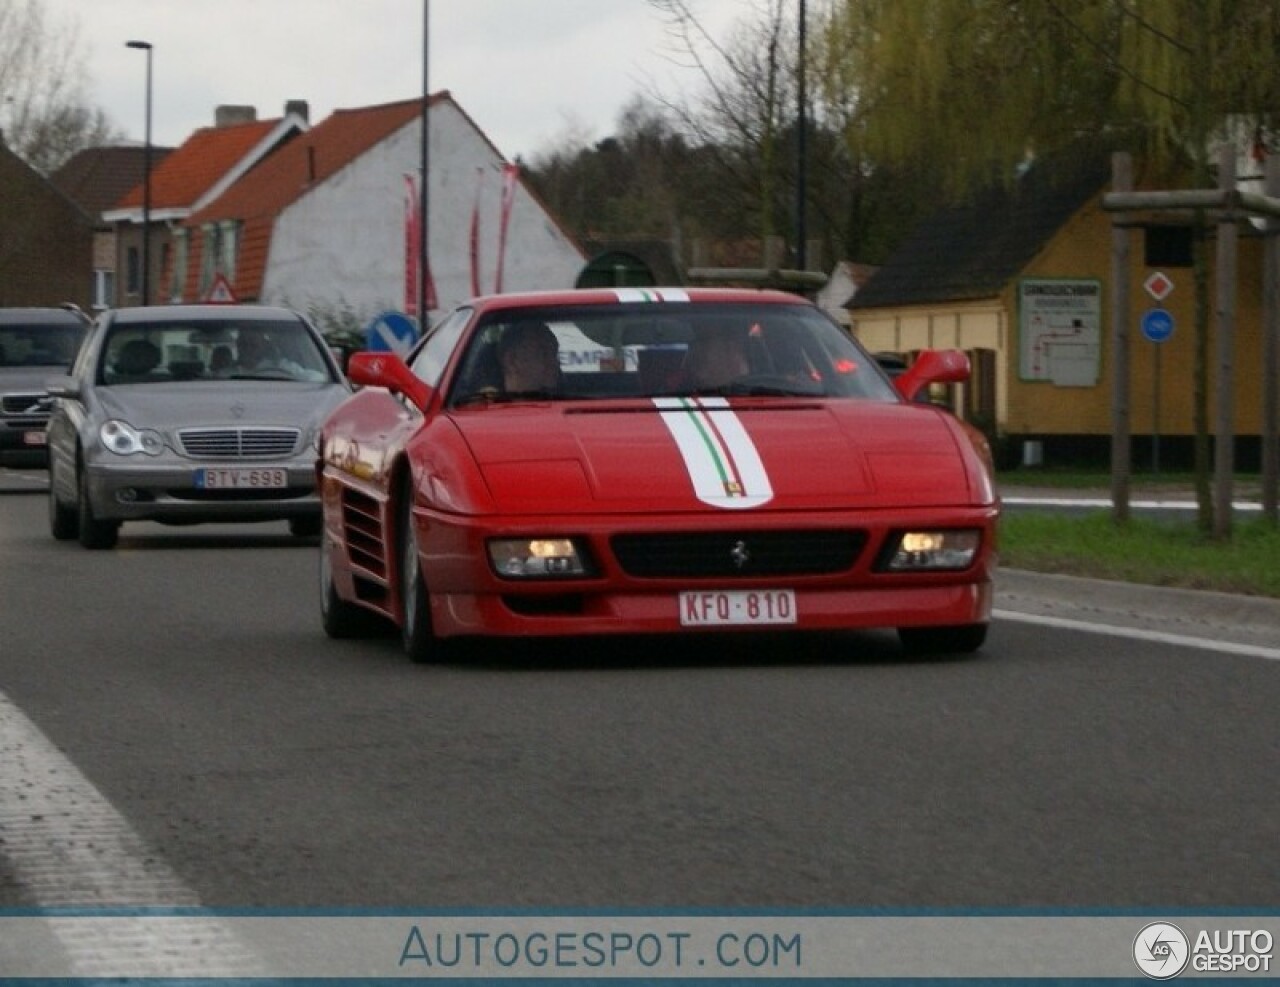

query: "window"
xmin=1145 ymin=226 xmax=1193 ymax=267
xmin=169 ymin=229 xmax=188 ymax=302
xmin=199 ymin=225 xmax=218 ymax=298
xmin=93 ymin=269 xmax=116 ymax=310
xmin=218 ymin=220 xmax=238 ymax=275
xmin=126 ymin=246 xmax=141 ymax=295
xmin=198 ymin=221 xmax=240 ymax=299
xmin=410 ymin=307 xmax=470 ymax=387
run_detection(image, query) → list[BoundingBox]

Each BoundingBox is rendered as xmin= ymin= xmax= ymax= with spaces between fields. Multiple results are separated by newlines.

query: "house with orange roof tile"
xmin=179 ymin=92 xmax=585 ymax=326
xmin=105 ymin=102 xmax=311 ymax=308
xmin=52 ymin=143 xmax=174 ymax=310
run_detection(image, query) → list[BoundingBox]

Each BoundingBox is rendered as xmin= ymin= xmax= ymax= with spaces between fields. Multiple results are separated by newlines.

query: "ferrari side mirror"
xmin=347 ymin=352 xmax=433 ymax=412
xmin=894 ymin=349 xmax=970 ymax=403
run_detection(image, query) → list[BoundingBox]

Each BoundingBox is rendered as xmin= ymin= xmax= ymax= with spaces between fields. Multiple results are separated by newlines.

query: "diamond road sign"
xmin=1144 ymin=271 xmax=1174 ymax=302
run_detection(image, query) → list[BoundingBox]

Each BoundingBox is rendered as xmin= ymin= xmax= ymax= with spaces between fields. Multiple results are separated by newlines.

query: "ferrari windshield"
xmin=98 ymin=317 xmax=335 ymax=385
xmin=447 ymin=303 xmax=899 ymax=406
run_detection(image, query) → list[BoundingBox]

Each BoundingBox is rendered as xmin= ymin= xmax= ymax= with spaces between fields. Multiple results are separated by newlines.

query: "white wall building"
xmin=185 ymin=93 xmax=584 ymax=326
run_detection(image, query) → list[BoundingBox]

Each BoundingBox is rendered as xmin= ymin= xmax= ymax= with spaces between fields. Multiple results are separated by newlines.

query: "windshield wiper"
xmin=228 ymin=370 xmax=296 ymax=381
xmin=487 ymin=388 xmax=560 ymax=403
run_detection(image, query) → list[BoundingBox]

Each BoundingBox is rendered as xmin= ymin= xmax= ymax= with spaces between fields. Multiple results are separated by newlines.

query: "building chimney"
xmin=215 ymin=105 xmax=258 ymax=127
xmin=284 ymin=100 xmax=310 ymax=123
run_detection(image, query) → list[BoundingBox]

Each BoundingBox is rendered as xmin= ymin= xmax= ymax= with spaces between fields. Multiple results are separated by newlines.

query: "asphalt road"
xmin=1 ymin=468 xmax=1277 ymax=910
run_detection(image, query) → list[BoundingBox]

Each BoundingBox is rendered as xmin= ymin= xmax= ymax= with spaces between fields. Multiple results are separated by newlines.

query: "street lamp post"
xmin=795 ymin=0 xmax=807 ymax=271
xmin=418 ymin=1 xmax=429 ymax=328
xmin=126 ymin=40 xmax=152 ymax=306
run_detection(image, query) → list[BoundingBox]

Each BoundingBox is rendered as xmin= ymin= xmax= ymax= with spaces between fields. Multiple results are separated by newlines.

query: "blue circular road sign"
xmin=364 ymin=311 xmax=419 ymax=354
xmin=1141 ymin=307 xmax=1174 ymax=344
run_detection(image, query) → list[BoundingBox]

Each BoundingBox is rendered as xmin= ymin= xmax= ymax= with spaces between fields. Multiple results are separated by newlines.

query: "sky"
xmin=42 ymin=0 xmax=746 ymax=163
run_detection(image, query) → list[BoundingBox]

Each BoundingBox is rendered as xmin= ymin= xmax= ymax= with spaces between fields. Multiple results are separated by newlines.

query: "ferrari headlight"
xmin=488 ymin=538 xmax=588 ymax=579
xmin=100 ymin=420 xmax=165 ymax=456
xmin=884 ymin=529 xmax=980 ymax=571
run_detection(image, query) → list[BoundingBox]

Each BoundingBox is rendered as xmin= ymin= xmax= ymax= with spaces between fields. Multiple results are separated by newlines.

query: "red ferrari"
xmin=317 ymin=288 xmax=998 ymax=661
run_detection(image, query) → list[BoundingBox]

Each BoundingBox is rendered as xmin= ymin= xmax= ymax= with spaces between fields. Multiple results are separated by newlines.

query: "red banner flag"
xmin=404 ymin=172 xmax=437 ymax=317
xmin=404 ymin=173 xmax=419 ymax=315
xmin=469 ymin=167 xmax=483 ymax=298
xmin=494 ymin=162 xmax=519 ymax=294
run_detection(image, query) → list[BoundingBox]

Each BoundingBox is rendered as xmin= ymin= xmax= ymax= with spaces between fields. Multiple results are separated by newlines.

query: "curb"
xmin=996 ymin=567 xmax=1280 ymax=652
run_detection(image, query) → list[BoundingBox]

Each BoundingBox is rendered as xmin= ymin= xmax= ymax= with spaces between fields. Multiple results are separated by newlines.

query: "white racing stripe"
xmin=994 ymin=609 xmax=1280 ymax=661
xmin=654 ymin=397 xmax=773 ymax=509
xmin=0 ymin=690 xmax=261 ymax=976
xmin=613 ymin=287 xmax=689 ymax=303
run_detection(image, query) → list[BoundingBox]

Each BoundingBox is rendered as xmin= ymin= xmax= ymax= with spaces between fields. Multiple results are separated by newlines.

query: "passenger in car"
xmin=682 ymin=325 xmax=750 ymax=390
xmin=497 ymin=322 xmax=561 ymax=393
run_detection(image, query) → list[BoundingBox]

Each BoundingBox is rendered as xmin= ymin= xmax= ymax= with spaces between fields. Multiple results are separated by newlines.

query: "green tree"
xmin=828 ymin=0 xmax=1280 ymax=533
xmin=0 ymin=0 xmax=120 ymax=173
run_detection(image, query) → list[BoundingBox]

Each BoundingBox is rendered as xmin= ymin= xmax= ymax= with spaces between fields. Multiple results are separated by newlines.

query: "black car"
xmin=0 ymin=307 xmax=89 ymax=467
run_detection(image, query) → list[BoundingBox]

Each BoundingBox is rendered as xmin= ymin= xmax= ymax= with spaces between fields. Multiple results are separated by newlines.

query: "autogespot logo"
xmin=1133 ymin=922 xmax=1190 ymax=979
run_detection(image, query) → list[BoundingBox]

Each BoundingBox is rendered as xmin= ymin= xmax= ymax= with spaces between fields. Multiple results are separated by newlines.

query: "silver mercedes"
xmin=46 ymin=305 xmax=351 ymax=549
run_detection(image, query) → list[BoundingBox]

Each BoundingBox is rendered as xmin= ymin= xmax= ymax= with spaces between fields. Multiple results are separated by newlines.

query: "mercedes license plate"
xmin=679 ymin=589 xmax=796 ymax=627
xmin=195 ymin=467 xmax=288 ymax=489
xmin=22 ymin=430 xmax=48 ymax=447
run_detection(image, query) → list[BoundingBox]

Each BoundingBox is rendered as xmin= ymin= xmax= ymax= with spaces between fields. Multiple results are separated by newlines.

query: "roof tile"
xmin=115 ymin=118 xmax=282 ymax=211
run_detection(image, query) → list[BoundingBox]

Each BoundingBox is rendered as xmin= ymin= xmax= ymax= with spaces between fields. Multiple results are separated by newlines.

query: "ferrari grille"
xmin=178 ymin=427 xmax=300 ymax=459
xmin=611 ymin=530 xmax=863 ymax=579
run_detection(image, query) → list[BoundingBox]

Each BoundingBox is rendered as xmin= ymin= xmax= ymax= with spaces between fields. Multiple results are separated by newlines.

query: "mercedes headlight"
xmin=488 ymin=538 xmax=589 ymax=579
xmin=100 ymin=420 xmax=165 ymax=456
xmin=882 ymin=529 xmax=981 ymax=571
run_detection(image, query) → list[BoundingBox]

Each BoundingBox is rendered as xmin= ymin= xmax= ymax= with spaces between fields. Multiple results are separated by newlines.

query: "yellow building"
xmin=848 ymin=151 xmax=1274 ymax=469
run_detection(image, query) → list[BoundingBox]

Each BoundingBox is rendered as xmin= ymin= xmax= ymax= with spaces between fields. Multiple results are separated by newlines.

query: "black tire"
xmin=48 ymin=459 xmax=78 ymax=540
xmin=398 ymin=484 xmax=437 ymax=663
xmin=76 ymin=463 xmax=119 ymax=550
xmin=319 ymin=527 xmax=378 ymax=638
xmin=898 ymin=623 xmax=988 ymax=655
xmin=289 ymin=515 xmax=322 ymax=538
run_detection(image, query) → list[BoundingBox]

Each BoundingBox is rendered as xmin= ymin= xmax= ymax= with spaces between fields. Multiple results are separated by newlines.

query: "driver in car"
xmin=497 ymin=322 xmax=561 ymax=394
xmin=231 ymin=326 xmax=325 ymax=380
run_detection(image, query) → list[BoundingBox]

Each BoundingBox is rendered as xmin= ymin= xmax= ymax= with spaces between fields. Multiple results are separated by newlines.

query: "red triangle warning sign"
xmin=204 ymin=273 xmax=238 ymax=304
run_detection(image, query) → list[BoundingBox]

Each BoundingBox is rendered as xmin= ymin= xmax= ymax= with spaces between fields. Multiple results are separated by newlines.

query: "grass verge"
xmin=999 ymin=511 xmax=1280 ymax=599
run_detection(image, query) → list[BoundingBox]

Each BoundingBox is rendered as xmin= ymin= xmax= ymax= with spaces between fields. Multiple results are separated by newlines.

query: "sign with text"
xmin=1018 ymin=278 xmax=1102 ymax=386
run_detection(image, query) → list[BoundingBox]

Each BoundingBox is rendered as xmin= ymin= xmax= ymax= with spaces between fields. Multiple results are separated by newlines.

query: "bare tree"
xmin=0 ymin=0 xmax=120 ymax=173
xmin=646 ymin=0 xmax=802 ymax=246
xmin=641 ymin=0 xmax=908 ymax=266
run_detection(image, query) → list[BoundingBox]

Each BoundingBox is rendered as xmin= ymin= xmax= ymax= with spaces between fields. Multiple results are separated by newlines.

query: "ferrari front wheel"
xmin=398 ymin=484 xmax=437 ymax=663
xmin=897 ymin=623 xmax=988 ymax=655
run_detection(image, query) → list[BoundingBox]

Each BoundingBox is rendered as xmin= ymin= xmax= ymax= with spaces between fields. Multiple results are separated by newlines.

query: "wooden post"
xmin=1214 ymin=146 xmax=1237 ymax=539
xmin=1110 ymin=152 xmax=1132 ymax=523
xmin=1264 ymin=156 xmax=1280 ymax=523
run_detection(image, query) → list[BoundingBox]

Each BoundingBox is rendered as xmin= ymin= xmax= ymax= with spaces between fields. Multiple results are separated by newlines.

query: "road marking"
xmin=994 ymin=608 xmax=1280 ymax=661
xmin=1002 ymin=495 xmax=1262 ymax=512
xmin=0 ymin=690 xmax=260 ymax=976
